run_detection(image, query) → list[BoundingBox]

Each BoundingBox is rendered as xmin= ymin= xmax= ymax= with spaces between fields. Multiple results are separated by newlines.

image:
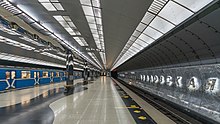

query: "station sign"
xmin=119 ymin=65 xmax=220 ymax=95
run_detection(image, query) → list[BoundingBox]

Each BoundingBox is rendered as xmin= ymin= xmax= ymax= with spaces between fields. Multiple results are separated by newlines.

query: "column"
xmin=90 ymin=68 xmax=94 ymax=81
xmin=83 ymin=61 xmax=88 ymax=84
xmin=65 ymin=50 xmax=74 ymax=93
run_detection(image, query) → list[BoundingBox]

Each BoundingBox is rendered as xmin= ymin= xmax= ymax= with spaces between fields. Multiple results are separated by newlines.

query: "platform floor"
xmin=0 ymin=77 xmax=138 ymax=124
xmin=50 ymin=76 xmax=136 ymax=124
xmin=0 ymin=79 xmax=83 ymax=107
xmin=0 ymin=77 xmax=176 ymax=124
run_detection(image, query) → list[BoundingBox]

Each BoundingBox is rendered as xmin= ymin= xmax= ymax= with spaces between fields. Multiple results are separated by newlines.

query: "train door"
xmin=6 ymin=70 xmax=16 ymax=89
xmin=60 ymin=72 xmax=63 ymax=81
xmin=50 ymin=72 xmax=54 ymax=83
xmin=34 ymin=71 xmax=40 ymax=85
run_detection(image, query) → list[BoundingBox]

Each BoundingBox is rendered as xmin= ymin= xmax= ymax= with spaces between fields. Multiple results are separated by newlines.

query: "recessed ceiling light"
xmin=41 ymin=3 xmax=57 ymax=11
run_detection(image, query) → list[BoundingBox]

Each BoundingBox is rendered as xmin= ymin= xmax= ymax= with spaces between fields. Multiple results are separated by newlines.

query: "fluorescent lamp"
xmin=80 ymin=0 xmax=92 ymax=6
xmin=143 ymin=27 xmax=163 ymax=39
xmin=41 ymin=3 xmax=57 ymax=11
xmin=150 ymin=16 xmax=175 ymax=34
xmin=38 ymin=0 xmax=50 ymax=2
xmin=133 ymin=30 xmax=141 ymax=37
xmin=159 ymin=1 xmax=193 ymax=25
xmin=53 ymin=15 xmax=64 ymax=21
xmin=89 ymin=23 xmax=97 ymax=29
xmin=174 ymin=0 xmax=213 ymax=12
xmin=96 ymin=18 xmax=102 ymax=25
xmin=136 ymin=23 xmax=146 ymax=32
xmin=82 ymin=6 xmax=94 ymax=16
xmin=68 ymin=22 xmax=76 ymax=28
xmin=63 ymin=16 xmax=72 ymax=21
xmin=93 ymin=8 xmax=101 ymax=17
xmin=65 ymin=27 xmax=73 ymax=32
xmin=92 ymin=0 xmax=100 ymax=7
xmin=141 ymin=12 xmax=155 ymax=25
xmin=86 ymin=16 xmax=96 ymax=23
xmin=53 ymin=3 xmax=64 ymax=11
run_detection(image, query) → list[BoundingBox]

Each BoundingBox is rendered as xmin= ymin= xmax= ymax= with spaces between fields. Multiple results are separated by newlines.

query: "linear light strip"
xmin=0 ymin=35 xmax=35 ymax=51
xmin=0 ymin=52 xmax=65 ymax=68
xmin=88 ymin=52 xmax=103 ymax=69
xmin=41 ymin=52 xmax=66 ymax=61
xmin=53 ymin=15 xmax=88 ymax=46
xmin=19 ymin=36 xmax=45 ymax=47
xmin=38 ymin=0 xmax=64 ymax=11
xmin=80 ymin=0 xmax=106 ymax=68
xmin=112 ymin=0 xmax=215 ymax=70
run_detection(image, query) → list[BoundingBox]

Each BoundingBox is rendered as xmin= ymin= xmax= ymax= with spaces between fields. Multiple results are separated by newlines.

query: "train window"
xmin=37 ymin=72 xmax=40 ymax=78
xmin=21 ymin=71 xmax=31 ymax=79
xmin=34 ymin=72 xmax=37 ymax=78
xmin=11 ymin=71 xmax=16 ymax=79
xmin=43 ymin=72 xmax=48 ymax=78
xmin=56 ymin=72 xmax=59 ymax=77
xmin=51 ymin=72 xmax=54 ymax=77
xmin=6 ymin=71 xmax=10 ymax=79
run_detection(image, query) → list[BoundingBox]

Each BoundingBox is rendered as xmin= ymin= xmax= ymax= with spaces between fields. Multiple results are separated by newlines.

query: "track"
xmin=116 ymin=79 xmax=216 ymax=124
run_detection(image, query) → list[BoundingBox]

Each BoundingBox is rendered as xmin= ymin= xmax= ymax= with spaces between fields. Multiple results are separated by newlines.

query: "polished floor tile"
xmin=50 ymin=77 xmax=136 ymax=124
xmin=0 ymin=79 xmax=83 ymax=107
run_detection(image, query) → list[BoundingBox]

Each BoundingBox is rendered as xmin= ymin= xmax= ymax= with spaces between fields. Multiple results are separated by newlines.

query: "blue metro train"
xmin=0 ymin=67 xmax=83 ymax=92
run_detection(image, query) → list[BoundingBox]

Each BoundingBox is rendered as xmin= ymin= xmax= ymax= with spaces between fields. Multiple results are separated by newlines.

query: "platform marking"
xmin=138 ymin=116 xmax=147 ymax=120
xmin=130 ymin=105 xmax=139 ymax=108
xmin=134 ymin=110 xmax=141 ymax=113
xmin=113 ymin=78 xmax=157 ymax=124
xmin=122 ymin=95 xmax=129 ymax=98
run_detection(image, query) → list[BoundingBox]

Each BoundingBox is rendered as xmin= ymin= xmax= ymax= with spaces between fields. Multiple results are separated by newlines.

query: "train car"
xmin=0 ymin=67 xmax=83 ymax=92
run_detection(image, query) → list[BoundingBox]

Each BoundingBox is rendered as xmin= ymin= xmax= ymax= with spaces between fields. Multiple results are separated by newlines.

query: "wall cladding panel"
xmin=119 ymin=64 xmax=220 ymax=123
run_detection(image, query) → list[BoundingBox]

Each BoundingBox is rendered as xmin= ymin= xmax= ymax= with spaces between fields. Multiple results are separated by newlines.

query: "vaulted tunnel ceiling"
xmin=0 ymin=0 xmax=218 ymax=71
xmin=117 ymin=2 xmax=220 ymax=71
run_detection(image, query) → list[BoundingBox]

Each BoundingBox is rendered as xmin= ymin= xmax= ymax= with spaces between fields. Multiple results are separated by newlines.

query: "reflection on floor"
xmin=0 ymin=82 xmax=65 ymax=107
xmin=0 ymin=77 xmax=137 ymax=124
xmin=0 ymin=82 xmax=87 ymax=124
xmin=50 ymin=77 xmax=136 ymax=124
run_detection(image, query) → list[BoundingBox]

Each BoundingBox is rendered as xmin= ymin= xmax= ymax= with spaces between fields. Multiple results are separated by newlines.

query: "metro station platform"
xmin=0 ymin=77 xmax=176 ymax=124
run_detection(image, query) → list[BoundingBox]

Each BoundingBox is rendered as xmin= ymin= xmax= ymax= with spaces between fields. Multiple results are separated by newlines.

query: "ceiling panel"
xmin=117 ymin=3 xmax=220 ymax=72
xmin=102 ymin=0 xmax=153 ymax=69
